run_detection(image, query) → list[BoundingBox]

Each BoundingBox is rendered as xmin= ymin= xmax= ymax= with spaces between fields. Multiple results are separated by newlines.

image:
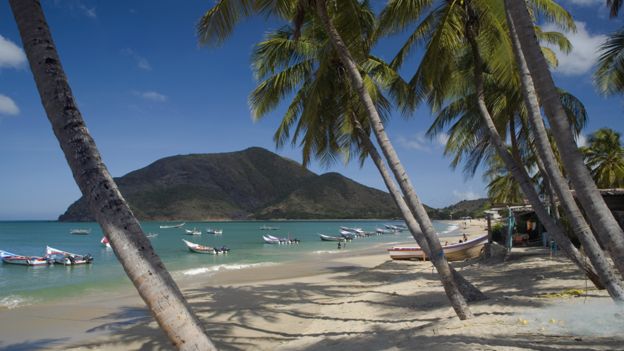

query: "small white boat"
xmin=340 ymin=231 xmax=356 ymax=240
xmin=70 ymin=228 xmax=91 ymax=235
xmin=205 ymin=228 xmax=223 ymax=235
xmin=182 ymin=239 xmax=229 ymax=254
xmin=0 ymin=250 xmax=51 ymax=266
xmin=388 ymin=234 xmax=488 ymax=261
xmin=45 ymin=246 xmax=93 ymax=265
xmin=376 ymin=228 xmax=396 ymax=234
xmin=100 ymin=236 xmax=111 ymax=248
xmin=259 ymin=225 xmax=280 ymax=230
xmin=146 ymin=233 xmax=158 ymax=238
xmin=319 ymin=234 xmax=345 ymax=242
xmin=263 ymin=235 xmax=281 ymax=244
xmin=184 ymin=228 xmax=202 ymax=235
xmin=160 ymin=222 xmax=186 ymax=229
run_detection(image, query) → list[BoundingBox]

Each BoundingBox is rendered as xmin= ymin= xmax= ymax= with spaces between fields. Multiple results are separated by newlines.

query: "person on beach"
xmin=462 ymin=233 xmax=468 ymax=242
xmin=337 ymin=242 xmax=341 ymax=250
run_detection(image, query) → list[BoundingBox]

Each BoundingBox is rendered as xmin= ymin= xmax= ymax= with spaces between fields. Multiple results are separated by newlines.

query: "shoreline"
xmin=2 ymin=242 xmax=621 ymax=350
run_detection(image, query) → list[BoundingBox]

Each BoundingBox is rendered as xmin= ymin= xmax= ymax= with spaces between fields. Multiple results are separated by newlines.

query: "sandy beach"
xmin=1 ymin=219 xmax=622 ymax=351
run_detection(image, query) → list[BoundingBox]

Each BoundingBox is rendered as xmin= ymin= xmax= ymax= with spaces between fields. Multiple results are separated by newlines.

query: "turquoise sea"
xmin=0 ymin=220 xmax=456 ymax=309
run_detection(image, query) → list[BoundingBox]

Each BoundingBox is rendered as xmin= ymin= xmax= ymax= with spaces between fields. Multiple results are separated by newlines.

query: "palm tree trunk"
xmin=9 ymin=1 xmax=216 ymax=349
xmin=504 ymin=6 xmax=624 ymax=300
xmin=315 ymin=0 xmax=473 ymax=320
xmin=465 ymin=26 xmax=605 ymax=290
xmin=504 ymin=0 xmax=624 ymax=278
xmin=354 ymin=122 xmax=487 ymax=302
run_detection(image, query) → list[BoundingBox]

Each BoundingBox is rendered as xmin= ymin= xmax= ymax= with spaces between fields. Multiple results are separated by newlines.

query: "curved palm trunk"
xmin=355 ymin=124 xmax=487 ymax=302
xmin=504 ymin=7 xmax=624 ymax=300
xmin=315 ymin=0 xmax=473 ymax=319
xmin=10 ymin=1 xmax=216 ymax=349
xmin=466 ymin=29 xmax=604 ymax=290
xmin=504 ymin=0 xmax=624 ymax=278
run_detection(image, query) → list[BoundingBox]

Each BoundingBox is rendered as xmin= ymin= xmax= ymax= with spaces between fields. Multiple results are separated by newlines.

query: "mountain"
xmin=427 ymin=198 xmax=491 ymax=220
xmin=59 ymin=147 xmax=402 ymax=221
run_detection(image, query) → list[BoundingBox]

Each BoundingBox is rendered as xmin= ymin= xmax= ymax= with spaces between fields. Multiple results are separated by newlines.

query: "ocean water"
xmin=0 ymin=220 xmax=455 ymax=309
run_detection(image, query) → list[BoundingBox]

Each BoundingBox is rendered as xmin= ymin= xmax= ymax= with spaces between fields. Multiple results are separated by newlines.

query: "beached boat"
xmin=0 ymin=250 xmax=51 ymax=266
xmin=319 ymin=234 xmax=345 ymax=242
xmin=182 ymin=239 xmax=229 ymax=254
xmin=159 ymin=222 xmax=185 ymax=229
xmin=184 ymin=228 xmax=202 ymax=235
xmin=387 ymin=234 xmax=488 ymax=261
xmin=205 ymin=228 xmax=223 ymax=235
xmin=45 ymin=246 xmax=93 ymax=265
xmin=100 ymin=236 xmax=111 ymax=248
xmin=69 ymin=228 xmax=91 ymax=235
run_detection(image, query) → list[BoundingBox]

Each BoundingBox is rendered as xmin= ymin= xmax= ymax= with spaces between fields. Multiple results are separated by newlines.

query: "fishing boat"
xmin=182 ymin=239 xmax=229 ymax=254
xmin=184 ymin=228 xmax=202 ymax=235
xmin=339 ymin=231 xmax=357 ymax=240
xmin=100 ymin=236 xmax=111 ymax=248
xmin=159 ymin=222 xmax=186 ymax=229
xmin=205 ymin=228 xmax=223 ymax=235
xmin=45 ymin=246 xmax=93 ymax=265
xmin=319 ymin=234 xmax=345 ymax=242
xmin=0 ymin=250 xmax=51 ymax=266
xmin=387 ymin=234 xmax=488 ymax=261
xmin=69 ymin=228 xmax=91 ymax=235
xmin=262 ymin=235 xmax=280 ymax=244
xmin=376 ymin=228 xmax=396 ymax=235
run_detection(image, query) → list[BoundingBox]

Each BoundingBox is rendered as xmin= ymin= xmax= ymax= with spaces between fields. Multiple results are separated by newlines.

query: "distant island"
xmin=59 ymin=147 xmax=489 ymax=221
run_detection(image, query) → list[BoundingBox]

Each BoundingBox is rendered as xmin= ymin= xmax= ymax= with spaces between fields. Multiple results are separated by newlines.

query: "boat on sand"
xmin=387 ymin=234 xmax=488 ymax=261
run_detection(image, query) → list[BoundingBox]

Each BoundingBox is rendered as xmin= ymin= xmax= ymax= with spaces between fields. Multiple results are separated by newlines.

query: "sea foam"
xmin=0 ymin=295 xmax=35 ymax=310
xmin=182 ymin=262 xmax=276 ymax=276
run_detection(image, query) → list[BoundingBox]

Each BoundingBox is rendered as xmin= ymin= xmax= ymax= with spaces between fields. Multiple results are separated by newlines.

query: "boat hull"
xmin=2 ymin=256 xmax=50 ymax=266
xmin=388 ymin=235 xmax=488 ymax=261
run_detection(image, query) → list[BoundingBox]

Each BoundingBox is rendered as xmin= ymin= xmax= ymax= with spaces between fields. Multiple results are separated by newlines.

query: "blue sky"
xmin=0 ymin=0 xmax=623 ymax=220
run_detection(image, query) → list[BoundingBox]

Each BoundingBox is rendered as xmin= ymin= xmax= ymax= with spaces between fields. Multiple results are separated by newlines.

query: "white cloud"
xmin=542 ymin=21 xmax=607 ymax=76
xmin=135 ymin=91 xmax=168 ymax=102
xmin=0 ymin=94 xmax=19 ymax=116
xmin=0 ymin=35 xmax=26 ymax=69
xmin=576 ymin=133 xmax=587 ymax=147
xmin=452 ymin=189 xmax=481 ymax=202
xmin=398 ymin=132 xmax=430 ymax=151
xmin=121 ymin=48 xmax=152 ymax=71
xmin=398 ymin=131 xmax=449 ymax=151
xmin=77 ymin=3 xmax=96 ymax=18
xmin=436 ymin=132 xmax=449 ymax=147
xmin=562 ymin=0 xmax=602 ymax=5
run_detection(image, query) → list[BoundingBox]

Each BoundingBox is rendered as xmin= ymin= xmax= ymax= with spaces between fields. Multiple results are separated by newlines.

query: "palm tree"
xmin=9 ymin=1 xmax=215 ymax=349
xmin=199 ymin=0 xmax=476 ymax=319
xmin=582 ymin=128 xmax=624 ymax=188
xmin=595 ymin=29 xmax=624 ymax=96
xmin=249 ymin=20 xmax=486 ymax=302
xmin=504 ymin=0 xmax=624 ymax=280
xmin=380 ymin=0 xmax=609 ymax=291
xmin=484 ymin=155 xmax=524 ymax=205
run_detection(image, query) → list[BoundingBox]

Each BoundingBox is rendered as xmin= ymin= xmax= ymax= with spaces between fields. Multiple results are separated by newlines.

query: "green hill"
xmin=59 ymin=147 xmax=403 ymax=221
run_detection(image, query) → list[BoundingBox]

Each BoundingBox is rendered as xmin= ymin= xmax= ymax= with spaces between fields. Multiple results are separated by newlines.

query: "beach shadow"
xmin=0 ymin=338 xmax=69 ymax=351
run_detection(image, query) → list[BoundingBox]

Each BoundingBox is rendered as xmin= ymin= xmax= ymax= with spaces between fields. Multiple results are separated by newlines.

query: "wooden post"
xmin=487 ymin=214 xmax=492 ymax=244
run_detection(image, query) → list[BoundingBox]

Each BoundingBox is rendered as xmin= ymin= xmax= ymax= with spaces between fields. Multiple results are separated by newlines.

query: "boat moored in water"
xmin=45 ymin=246 xmax=93 ymax=265
xmin=184 ymin=228 xmax=202 ymax=235
xmin=69 ymin=228 xmax=91 ymax=235
xmin=182 ymin=239 xmax=229 ymax=254
xmin=159 ymin=222 xmax=186 ymax=229
xmin=0 ymin=250 xmax=52 ymax=266
xmin=205 ymin=228 xmax=223 ymax=235
xmin=319 ymin=234 xmax=345 ymax=242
